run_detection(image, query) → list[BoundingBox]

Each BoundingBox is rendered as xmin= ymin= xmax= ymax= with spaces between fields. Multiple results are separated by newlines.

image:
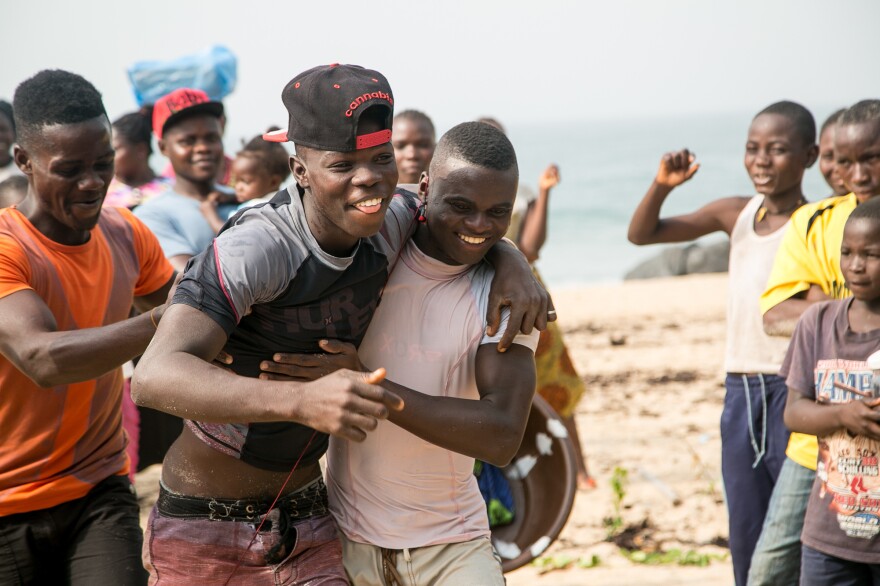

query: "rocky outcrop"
xmin=624 ymin=240 xmax=730 ymax=280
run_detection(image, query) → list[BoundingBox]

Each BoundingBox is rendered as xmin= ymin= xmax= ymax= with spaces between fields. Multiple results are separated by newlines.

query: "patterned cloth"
xmin=102 ymin=176 xmax=170 ymax=210
xmin=531 ymin=270 xmax=585 ymax=418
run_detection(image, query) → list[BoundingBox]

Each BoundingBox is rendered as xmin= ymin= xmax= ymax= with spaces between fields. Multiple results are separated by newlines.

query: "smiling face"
xmin=392 ymin=117 xmax=435 ymax=184
xmin=841 ymin=217 xmax=880 ymax=303
xmin=415 ymin=157 xmax=518 ymax=266
xmin=744 ymin=113 xmax=815 ymax=199
xmin=292 ymin=136 xmax=399 ymax=256
xmin=158 ymin=114 xmax=224 ymax=189
xmin=835 ymin=120 xmax=880 ymax=204
xmin=818 ymin=123 xmax=849 ymax=197
xmin=14 ymin=115 xmax=114 ymax=244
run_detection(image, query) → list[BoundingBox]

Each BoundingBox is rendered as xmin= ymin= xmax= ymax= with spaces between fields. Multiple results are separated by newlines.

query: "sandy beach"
xmin=135 ymin=272 xmax=737 ymax=585
xmin=505 ymin=273 xmax=735 ymax=585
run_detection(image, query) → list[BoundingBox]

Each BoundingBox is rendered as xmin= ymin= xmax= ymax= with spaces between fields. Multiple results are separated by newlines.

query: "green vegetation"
xmin=622 ymin=548 xmax=728 ymax=567
xmin=531 ymin=554 xmax=601 ymax=574
xmin=603 ymin=466 xmax=628 ymax=537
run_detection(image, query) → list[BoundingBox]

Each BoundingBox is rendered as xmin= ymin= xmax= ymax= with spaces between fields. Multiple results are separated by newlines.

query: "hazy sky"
xmin=2 ymin=0 xmax=878 ymax=139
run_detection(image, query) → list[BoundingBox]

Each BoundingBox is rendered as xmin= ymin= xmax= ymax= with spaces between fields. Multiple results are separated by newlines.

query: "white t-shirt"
xmin=326 ymin=240 xmax=538 ymax=549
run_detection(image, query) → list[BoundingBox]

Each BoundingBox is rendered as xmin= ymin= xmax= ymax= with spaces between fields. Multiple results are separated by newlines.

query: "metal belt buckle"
xmin=208 ymin=499 xmax=233 ymax=521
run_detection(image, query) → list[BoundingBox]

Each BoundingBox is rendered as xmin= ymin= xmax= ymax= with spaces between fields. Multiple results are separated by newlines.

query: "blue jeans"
xmin=800 ymin=545 xmax=880 ymax=586
xmin=722 ymin=373 xmax=790 ymax=586
xmin=747 ymin=457 xmax=815 ymax=586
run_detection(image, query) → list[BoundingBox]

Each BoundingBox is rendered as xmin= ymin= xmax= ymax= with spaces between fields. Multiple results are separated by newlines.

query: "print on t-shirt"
xmin=814 ymin=358 xmax=880 ymax=540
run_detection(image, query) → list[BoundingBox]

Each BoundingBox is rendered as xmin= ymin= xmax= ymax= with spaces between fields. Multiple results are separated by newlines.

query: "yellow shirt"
xmin=761 ymin=193 xmax=857 ymax=470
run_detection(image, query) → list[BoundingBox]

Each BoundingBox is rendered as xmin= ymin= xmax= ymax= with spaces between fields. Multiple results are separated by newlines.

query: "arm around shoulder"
xmin=483 ymin=239 xmax=552 ymax=349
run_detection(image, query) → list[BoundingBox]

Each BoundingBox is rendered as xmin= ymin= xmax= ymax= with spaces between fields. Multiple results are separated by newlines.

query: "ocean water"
xmin=504 ymin=111 xmax=836 ymax=290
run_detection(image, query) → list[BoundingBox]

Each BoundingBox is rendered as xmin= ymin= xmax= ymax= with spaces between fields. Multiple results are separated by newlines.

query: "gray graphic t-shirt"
xmin=173 ymin=187 xmax=419 ymax=471
xmin=781 ymin=299 xmax=880 ymax=564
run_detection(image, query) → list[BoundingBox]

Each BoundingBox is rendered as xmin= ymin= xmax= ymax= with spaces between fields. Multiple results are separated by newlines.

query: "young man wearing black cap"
xmin=132 ymin=64 xmax=550 ymax=584
xmin=133 ymin=88 xmax=237 ymax=272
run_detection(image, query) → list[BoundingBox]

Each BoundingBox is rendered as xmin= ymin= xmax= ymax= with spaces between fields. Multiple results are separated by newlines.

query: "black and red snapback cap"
xmin=263 ymin=64 xmax=394 ymax=152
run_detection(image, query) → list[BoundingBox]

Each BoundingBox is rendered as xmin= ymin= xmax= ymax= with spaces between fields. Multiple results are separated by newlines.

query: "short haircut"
xmin=113 ymin=106 xmax=154 ymax=154
xmin=847 ymin=195 xmax=880 ymax=225
xmin=820 ymin=108 xmax=846 ymax=137
xmin=238 ymin=127 xmax=291 ymax=181
xmin=13 ymin=70 xmax=107 ymax=148
xmin=755 ymin=101 xmax=816 ymax=146
xmin=394 ymin=110 xmax=435 ymax=138
xmin=0 ymin=100 xmax=14 ymax=133
xmin=432 ymin=121 xmax=517 ymax=173
xmin=475 ymin=117 xmax=505 ymax=135
xmin=0 ymin=175 xmax=27 ymax=208
xmin=839 ymin=99 xmax=880 ymax=127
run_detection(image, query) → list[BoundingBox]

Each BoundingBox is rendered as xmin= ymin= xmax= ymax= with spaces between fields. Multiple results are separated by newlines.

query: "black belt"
xmin=157 ymin=477 xmax=329 ymax=522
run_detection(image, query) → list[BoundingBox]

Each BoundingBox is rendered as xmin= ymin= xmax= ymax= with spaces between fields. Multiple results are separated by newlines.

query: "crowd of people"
xmin=0 ymin=64 xmax=564 ymax=586
xmin=0 ymin=60 xmax=876 ymax=586
xmin=628 ymin=100 xmax=880 ymax=585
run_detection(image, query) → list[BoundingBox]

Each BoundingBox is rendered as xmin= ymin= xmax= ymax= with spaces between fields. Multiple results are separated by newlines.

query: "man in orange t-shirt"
xmin=0 ymin=70 xmax=174 ymax=585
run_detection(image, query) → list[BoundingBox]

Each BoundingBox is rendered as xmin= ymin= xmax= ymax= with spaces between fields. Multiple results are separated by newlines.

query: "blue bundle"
xmin=474 ymin=460 xmax=515 ymax=527
xmin=127 ymin=45 xmax=237 ymax=106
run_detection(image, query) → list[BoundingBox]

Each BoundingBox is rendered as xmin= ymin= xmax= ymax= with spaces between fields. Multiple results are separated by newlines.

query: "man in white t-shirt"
xmin=263 ymin=121 xmax=539 ymax=585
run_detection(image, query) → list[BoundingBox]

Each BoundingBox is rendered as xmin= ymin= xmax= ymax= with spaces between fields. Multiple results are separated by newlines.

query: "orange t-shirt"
xmin=0 ymin=206 xmax=173 ymax=516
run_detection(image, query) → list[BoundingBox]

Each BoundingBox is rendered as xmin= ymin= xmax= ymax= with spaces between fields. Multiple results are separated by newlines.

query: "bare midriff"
xmin=161 ymin=425 xmax=322 ymax=500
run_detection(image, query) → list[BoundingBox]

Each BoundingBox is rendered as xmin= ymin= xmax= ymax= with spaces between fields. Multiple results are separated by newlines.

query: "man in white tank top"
xmin=627 ymin=101 xmax=818 ymax=586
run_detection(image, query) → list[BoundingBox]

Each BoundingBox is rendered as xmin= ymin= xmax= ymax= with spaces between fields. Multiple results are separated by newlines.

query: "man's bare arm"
xmin=386 ymin=343 xmax=536 ymax=466
xmin=484 ymin=238 xmax=553 ymax=350
xmin=628 ymin=149 xmax=747 ymax=245
xmin=131 ymin=304 xmax=402 ymax=442
xmin=0 ymin=273 xmax=174 ymax=387
xmin=261 ymin=340 xmax=537 ymax=466
xmin=763 ymin=285 xmax=830 ymax=337
xmin=517 ymin=164 xmax=559 ymax=263
xmin=784 ymin=388 xmax=880 ymax=440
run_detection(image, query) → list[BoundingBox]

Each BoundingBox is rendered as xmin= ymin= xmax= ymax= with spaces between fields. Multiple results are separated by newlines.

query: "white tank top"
xmin=724 ymin=195 xmax=792 ymax=373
